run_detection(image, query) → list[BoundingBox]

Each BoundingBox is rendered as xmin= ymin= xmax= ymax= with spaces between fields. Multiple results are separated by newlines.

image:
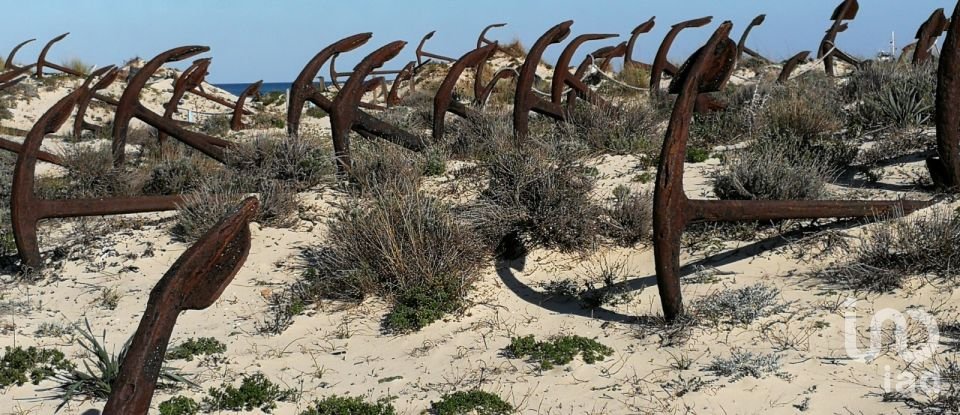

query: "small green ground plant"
xmin=166 ymin=337 xmax=226 ymax=361
xmin=158 ymin=395 xmax=200 ymax=415
xmin=506 ymin=334 xmax=613 ymax=370
xmin=430 ymin=390 xmax=513 ymax=415
xmin=0 ymin=346 xmax=74 ymax=387
xmin=202 ymin=372 xmax=298 ymax=413
xmin=299 ymin=395 xmax=397 ymax=414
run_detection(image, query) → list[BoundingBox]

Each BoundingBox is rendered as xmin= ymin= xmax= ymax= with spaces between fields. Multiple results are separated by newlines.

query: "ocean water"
xmin=215 ymin=81 xmax=332 ymax=96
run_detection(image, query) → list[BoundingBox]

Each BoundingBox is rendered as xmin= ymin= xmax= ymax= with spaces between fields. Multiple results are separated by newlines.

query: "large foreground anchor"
xmin=102 ymin=197 xmax=257 ymax=415
xmin=819 ymin=0 xmax=861 ymax=76
xmin=12 ymin=68 xmax=186 ymax=269
xmin=103 ymin=197 xmax=260 ymax=415
xmin=652 ymin=21 xmax=932 ymax=321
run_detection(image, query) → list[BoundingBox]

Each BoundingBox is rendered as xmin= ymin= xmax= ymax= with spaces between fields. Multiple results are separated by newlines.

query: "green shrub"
xmin=604 ymin=185 xmax=653 ymax=245
xmin=475 ymin=144 xmax=602 ymax=253
xmin=562 ymin=102 xmax=660 ymax=158
xmin=52 ymin=319 xmax=192 ymax=410
xmin=199 ymin=114 xmax=231 ymax=136
xmin=0 ymin=346 xmax=74 ymax=387
xmin=295 ymin=189 xmax=485 ymax=333
xmin=685 ymin=147 xmax=710 ymax=163
xmin=158 ymin=395 xmax=200 ymax=415
xmin=506 ymin=334 xmax=613 ymax=370
xmin=431 ymin=390 xmax=513 ymax=415
xmin=166 ymin=337 xmax=226 ymax=361
xmin=202 ymin=372 xmax=298 ymax=413
xmin=845 ymin=61 xmax=936 ymax=129
xmin=711 ymin=138 xmax=839 ymax=200
xmin=300 ymin=395 xmax=396 ymax=415
xmin=819 ymin=208 xmax=960 ymax=292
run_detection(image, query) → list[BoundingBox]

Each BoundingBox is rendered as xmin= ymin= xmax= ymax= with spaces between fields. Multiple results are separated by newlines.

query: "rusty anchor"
xmin=102 ymin=197 xmax=257 ymax=415
xmin=928 ymin=2 xmax=960 ymax=188
xmin=819 ymin=0 xmax=861 ymax=77
xmin=433 ymin=43 xmax=499 ymax=141
xmin=911 ymin=8 xmax=950 ymax=66
xmin=550 ymin=32 xmax=619 ymax=110
xmin=12 ymin=68 xmax=186 ymax=269
xmin=287 ymin=33 xmax=424 ymax=154
xmin=415 ymin=30 xmax=456 ymax=66
xmin=737 ymin=14 xmax=771 ymax=65
xmin=330 ymin=40 xmax=408 ymax=174
xmin=652 ymin=21 xmax=932 ymax=321
xmin=0 ymin=64 xmax=36 ymax=91
xmin=623 ymin=17 xmax=657 ymax=70
xmin=650 ymin=17 xmax=712 ymax=92
xmin=111 ymin=46 xmax=236 ymax=167
xmin=230 ymin=80 xmax=262 ymax=130
xmin=35 ymin=33 xmax=86 ymax=79
xmin=4 ymin=39 xmax=36 ymax=71
xmin=777 ymin=51 xmax=811 ymax=83
xmin=158 ymin=58 xmax=212 ymax=145
xmin=512 ymin=21 xmax=572 ymax=140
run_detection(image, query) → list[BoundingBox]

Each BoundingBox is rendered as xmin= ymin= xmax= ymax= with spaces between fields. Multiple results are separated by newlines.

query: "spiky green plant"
xmin=50 ymin=319 xmax=193 ymax=412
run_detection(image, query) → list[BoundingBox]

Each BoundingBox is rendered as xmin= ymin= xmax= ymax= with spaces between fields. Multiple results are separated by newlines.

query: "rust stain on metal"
xmin=12 ymin=68 xmax=185 ymax=269
xmin=387 ymin=61 xmax=416 ymax=107
xmin=287 ymin=34 xmax=423 ymax=152
xmin=930 ymin=3 xmax=960 ymax=188
xmin=650 ymin=16 xmax=712 ymax=92
xmin=912 ymin=8 xmax=950 ymax=65
xmin=652 ymin=22 xmax=931 ymax=321
xmin=102 ymin=197 xmax=257 ymax=415
xmin=513 ymin=20 xmax=572 ymax=140
xmin=330 ymin=40 xmax=407 ymax=174
xmin=72 ymin=68 xmax=120 ymax=140
xmin=551 ymin=33 xmax=618 ymax=109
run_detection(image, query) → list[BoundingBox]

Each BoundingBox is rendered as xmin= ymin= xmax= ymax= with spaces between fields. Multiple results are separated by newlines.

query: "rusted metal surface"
xmin=650 ymin=16 xmax=712 ymax=92
xmin=4 ymin=39 xmax=35 ymax=71
xmin=102 ymin=197 xmax=257 ymax=415
xmin=777 ymin=51 xmax=811 ymax=83
xmin=652 ymin=22 xmax=932 ymax=321
xmin=158 ymin=58 xmax=211 ymax=145
xmin=416 ymin=31 xmax=456 ymax=66
xmin=433 ymin=43 xmax=498 ymax=141
xmin=563 ymin=44 xmax=627 ymax=113
xmin=230 ymin=80 xmax=262 ymax=130
xmin=930 ymin=3 xmax=960 ymax=188
xmin=624 ymin=17 xmax=656 ymax=69
xmin=737 ymin=14 xmax=770 ymax=64
xmin=819 ymin=0 xmax=860 ymax=76
xmin=35 ymin=33 xmax=85 ymax=79
xmin=112 ymin=46 xmax=234 ymax=167
xmin=513 ymin=21 xmax=572 ymax=139
xmin=913 ymin=8 xmax=950 ymax=65
xmin=287 ymin=33 xmax=424 ymax=152
xmin=12 ymin=68 xmax=185 ymax=269
xmin=330 ymin=41 xmax=407 ymax=174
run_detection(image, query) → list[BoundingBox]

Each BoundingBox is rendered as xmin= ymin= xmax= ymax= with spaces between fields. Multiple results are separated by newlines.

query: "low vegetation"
xmin=690 ymin=284 xmax=788 ymax=326
xmin=430 ymin=390 xmax=513 ymax=415
xmin=703 ymin=349 xmax=787 ymax=381
xmin=0 ymin=346 xmax=73 ymax=387
xmin=506 ymin=334 xmax=613 ymax=370
xmin=166 ymin=337 xmax=227 ymax=361
xmin=202 ymin=372 xmax=298 ymax=413
xmin=299 ymin=395 xmax=397 ymax=415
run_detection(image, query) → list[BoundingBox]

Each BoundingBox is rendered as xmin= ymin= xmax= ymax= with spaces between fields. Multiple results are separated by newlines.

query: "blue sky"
xmin=2 ymin=1 xmax=953 ymax=83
